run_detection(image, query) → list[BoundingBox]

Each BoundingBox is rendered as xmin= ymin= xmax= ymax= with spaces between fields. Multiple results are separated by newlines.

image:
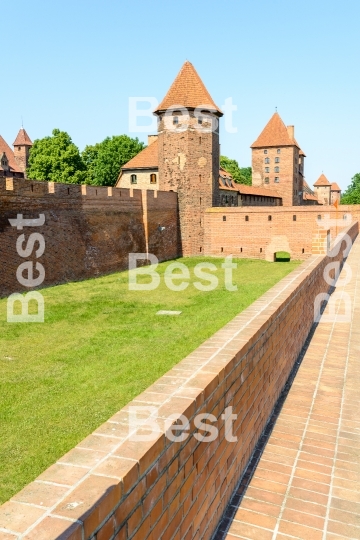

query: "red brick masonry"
xmin=0 ymin=221 xmax=357 ymax=539
xmin=216 ymin=226 xmax=360 ymax=540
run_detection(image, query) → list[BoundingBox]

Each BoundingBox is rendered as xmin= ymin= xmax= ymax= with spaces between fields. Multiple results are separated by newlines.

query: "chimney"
xmin=147 ymin=134 xmax=158 ymax=145
xmin=287 ymin=125 xmax=294 ymax=141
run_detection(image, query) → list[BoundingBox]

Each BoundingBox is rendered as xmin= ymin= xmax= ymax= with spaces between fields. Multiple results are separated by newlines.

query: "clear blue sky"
xmin=2 ymin=0 xmax=359 ymax=191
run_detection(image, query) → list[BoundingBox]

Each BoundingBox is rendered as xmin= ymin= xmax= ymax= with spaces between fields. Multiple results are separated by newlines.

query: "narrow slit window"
xmin=131 ymin=174 xmax=137 ymax=184
xmin=150 ymin=173 xmax=157 ymax=184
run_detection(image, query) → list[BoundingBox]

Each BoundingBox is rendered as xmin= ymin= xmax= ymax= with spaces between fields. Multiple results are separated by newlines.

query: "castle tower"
xmin=251 ymin=112 xmax=303 ymax=206
xmin=330 ymin=182 xmax=341 ymax=205
xmin=313 ymin=174 xmax=332 ymax=205
xmin=154 ymin=61 xmax=223 ymax=256
xmin=13 ymin=128 xmax=33 ymax=178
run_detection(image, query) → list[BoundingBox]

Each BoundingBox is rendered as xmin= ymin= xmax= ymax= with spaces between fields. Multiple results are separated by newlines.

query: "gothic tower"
xmin=154 ymin=61 xmax=223 ymax=256
xmin=13 ymin=128 xmax=33 ymax=178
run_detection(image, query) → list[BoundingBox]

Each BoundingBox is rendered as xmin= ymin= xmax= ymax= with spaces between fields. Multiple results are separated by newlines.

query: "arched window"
xmin=173 ymin=116 xmax=179 ymax=125
xmin=150 ymin=174 xmax=157 ymax=184
xmin=265 ymin=157 xmax=270 ymax=164
xmin=131 ymin=174 xmax=137 ymax=184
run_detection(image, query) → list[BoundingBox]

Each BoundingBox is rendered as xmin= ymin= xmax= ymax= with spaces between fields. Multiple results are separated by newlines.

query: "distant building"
xmin=0 ymin=128 xmax=32 ymax=179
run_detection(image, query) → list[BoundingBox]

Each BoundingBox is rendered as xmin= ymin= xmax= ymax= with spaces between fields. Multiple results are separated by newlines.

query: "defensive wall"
xmin=1 ymin=220 xmax=357 ymax=540
xmin=204 ymin=205 xmax=360 ymax=261
xmin=0 ymin=178 xmax=180 ymax=298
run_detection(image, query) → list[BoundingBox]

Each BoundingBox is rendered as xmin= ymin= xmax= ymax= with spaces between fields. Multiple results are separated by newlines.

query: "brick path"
xmin=214 ymin=235 xmax=360 ymax=540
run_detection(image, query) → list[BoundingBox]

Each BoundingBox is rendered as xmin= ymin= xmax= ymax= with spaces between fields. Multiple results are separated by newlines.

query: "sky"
xmin=2 ymin=0 xmax=359 ymax=191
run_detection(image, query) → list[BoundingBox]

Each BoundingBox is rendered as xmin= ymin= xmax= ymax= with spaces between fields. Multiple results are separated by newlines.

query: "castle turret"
xmin=13 ymin=128 xmax=32 ymax=178
xmin=154 ymin=61 xmax=223 ymax=256
xmin=313 ymin=174 xmax=331 ymax=205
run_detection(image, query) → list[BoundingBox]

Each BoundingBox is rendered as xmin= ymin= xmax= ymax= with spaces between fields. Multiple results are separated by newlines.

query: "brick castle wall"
xmin=0 ymin=178 xmax=180 ymax=298
xmin=3 ymin=221 xmax=357 ymax=539
xmin=204 ymin=205 xmax=360 ymax=261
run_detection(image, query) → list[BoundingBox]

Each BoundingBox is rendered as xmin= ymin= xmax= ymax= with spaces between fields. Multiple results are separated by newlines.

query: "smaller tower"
xmin=251 ymin=112 xmax=304 ymax=206
xmin=13 ymin=128 xmax=33 ymax=178
xmin=330 ymin=182 xmax=341 ymax=205
xmin=313 ymin=174 xmax=331 ymax=205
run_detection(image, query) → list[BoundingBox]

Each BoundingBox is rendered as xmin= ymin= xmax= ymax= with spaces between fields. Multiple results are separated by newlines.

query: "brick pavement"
xmin=214 ymin=235 xmax=360 ymax=540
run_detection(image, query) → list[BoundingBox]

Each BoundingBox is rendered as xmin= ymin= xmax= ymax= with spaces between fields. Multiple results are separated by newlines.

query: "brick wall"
xmin=1 ymin=221 xmax=357 ymax=539
xmin=204 ymin=205 xmax=360 ymax=261
xmin=0 ymin=179 xmax=179 ymax=298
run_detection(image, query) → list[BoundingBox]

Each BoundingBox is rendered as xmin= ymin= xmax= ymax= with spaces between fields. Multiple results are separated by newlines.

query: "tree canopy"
xmin=27 ymin=129 xmax=86 ymax=184
xmin=27 ymin=130 xmax=146 ymax=187
xmin=220 ymin=156 xmax=252 ymax=185
xmin=341 ymin=173 xmax=360 ymax=204
xmin=83 ymin=135 xmax=145 ymax=186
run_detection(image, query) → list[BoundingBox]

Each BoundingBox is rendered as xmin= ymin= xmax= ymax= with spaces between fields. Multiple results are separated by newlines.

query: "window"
xmin=275 ymin=157 xmax=280 ymax=163
xmin=225 ymin=195 xmax=228 ymax=204
xmin=317 ymin=215 xmax=322 ymax=220
xmin=293 ymin=215 xmax=297 ymax=221
xmin=265 ymin=157 xmax=270 ymax=163
xmin=264 ymin=150 xmax=268 ymax=154
xmin=18 ymin=147 xmax=21 ymax=151
xmin=198 ymin=116 xmax=203 ymax=124
xmin=245 ymin=215 xmax=249 ymax=221
xmin=268 ymin=215 xmax=272 ymax=221
xmin=274 ymin=177 xmax=279 ymax=183
xmin=274 ymin=166 xmax=279 ymax=173
xmin=131 ymin=174 xmax=137 ymax=184
xmin=265 ymin=167 xmax=270 ymax=173
xmin=199 ymin=174 xmax=201 ymax=181
xmin=264 ymin=177 xmax=269 ymax=184
xmin=150 ymin=173 xmax=156 ymax=184
xmin=199 ymin=137 xmax=201 ymax=145
xmin=277 ymin=149 xmax=281 ymax=154
xmin=173 ymin=116 xmax=179 ymax=125
xmin=223 ymin=216 xmax=226 ymax=221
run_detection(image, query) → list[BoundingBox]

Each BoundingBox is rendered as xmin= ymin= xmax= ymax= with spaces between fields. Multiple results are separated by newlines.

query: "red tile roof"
xmin=251 ymin=112 xmax=299 ymax=149
xmin=13 ymin=128 xmax=32 ymax=147
xmin=154 ymin=61 xmax=223 ymax=116
xmin=331 ymin=182 xmax=341 ymax=191
xmin=304 ymin=193 xmax=321 ymax=202
xmin=122 ymin=138 xmax=158 ymax=170
xmin=0 ymin=135 xmax=22 ymax=173
xmin=314 ymin=173 xmax=331 ymax=186
xmin=238 ymin=184 xmax=282 ymax=198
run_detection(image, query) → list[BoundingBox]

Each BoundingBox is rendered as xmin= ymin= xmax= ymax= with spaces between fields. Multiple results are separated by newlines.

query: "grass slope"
xmin=0 ymin=257 xmax=300 ymax=502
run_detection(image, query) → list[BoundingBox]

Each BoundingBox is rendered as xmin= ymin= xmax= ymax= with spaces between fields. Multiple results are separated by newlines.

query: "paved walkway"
xmin=215 ymin=236 xmax=360 ymax=540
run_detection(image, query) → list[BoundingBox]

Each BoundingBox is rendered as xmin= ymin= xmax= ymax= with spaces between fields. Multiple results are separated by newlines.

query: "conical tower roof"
xmin=154 ymin=61 xmax=222 ymax=116
xmin=13 ymin=128 xmax=32 ymax=147
xmin=251 ymin=112 xmax=299 ymax=148
xmin=314 ymin=174 xmax=331 ymax=187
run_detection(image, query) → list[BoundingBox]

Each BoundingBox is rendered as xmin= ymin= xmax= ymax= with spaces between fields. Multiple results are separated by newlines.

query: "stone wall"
xmin=0 ymin=179 xmax=179 ymax=298
xmin=1 ymin=221 xmax=357 ymax=539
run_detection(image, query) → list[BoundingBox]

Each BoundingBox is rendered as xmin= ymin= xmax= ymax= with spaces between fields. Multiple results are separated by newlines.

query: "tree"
xmin=341 ymin=173 xmax=360 ymax=204
xmin=83 ymin=135 xmax=146 ymax=186
xmin=220 ymin=156 xmax=252 ymax=185
xmin=27 ymin=129 xmax=86 ymax=183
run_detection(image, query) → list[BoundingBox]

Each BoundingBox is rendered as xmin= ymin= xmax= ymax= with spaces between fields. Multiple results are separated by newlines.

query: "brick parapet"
xmin=0 ymin=179 xmax=180 ymax=297
xmin=1 ymin=220 xmax=357 ymax=539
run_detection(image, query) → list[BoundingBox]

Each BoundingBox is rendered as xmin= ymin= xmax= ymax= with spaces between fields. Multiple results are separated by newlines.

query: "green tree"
xmin=341 ymin=173 xmax=360 ymax=204
xmin=27 ymin=129 xmax=86 ymax=183
xmin=220 ymin=156 xmax=252 ymax=185
xmin=83 ymin=135 xmax=146 ymax=186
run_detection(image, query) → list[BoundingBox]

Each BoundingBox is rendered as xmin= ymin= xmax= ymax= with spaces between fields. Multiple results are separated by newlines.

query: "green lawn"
xmin=0 ymin=257 xmax=300 ymax=503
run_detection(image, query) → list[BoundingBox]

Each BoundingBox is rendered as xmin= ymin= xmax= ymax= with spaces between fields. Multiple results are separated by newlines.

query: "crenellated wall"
xmin=0 ymin=179 xmax=180 ymax=297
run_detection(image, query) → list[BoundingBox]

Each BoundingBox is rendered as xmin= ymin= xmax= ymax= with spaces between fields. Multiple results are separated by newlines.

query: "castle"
xmin=0 ymin=128 xmax=32 ymax=178
xmin=117 ymin=62 xmax=341 ymax=217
